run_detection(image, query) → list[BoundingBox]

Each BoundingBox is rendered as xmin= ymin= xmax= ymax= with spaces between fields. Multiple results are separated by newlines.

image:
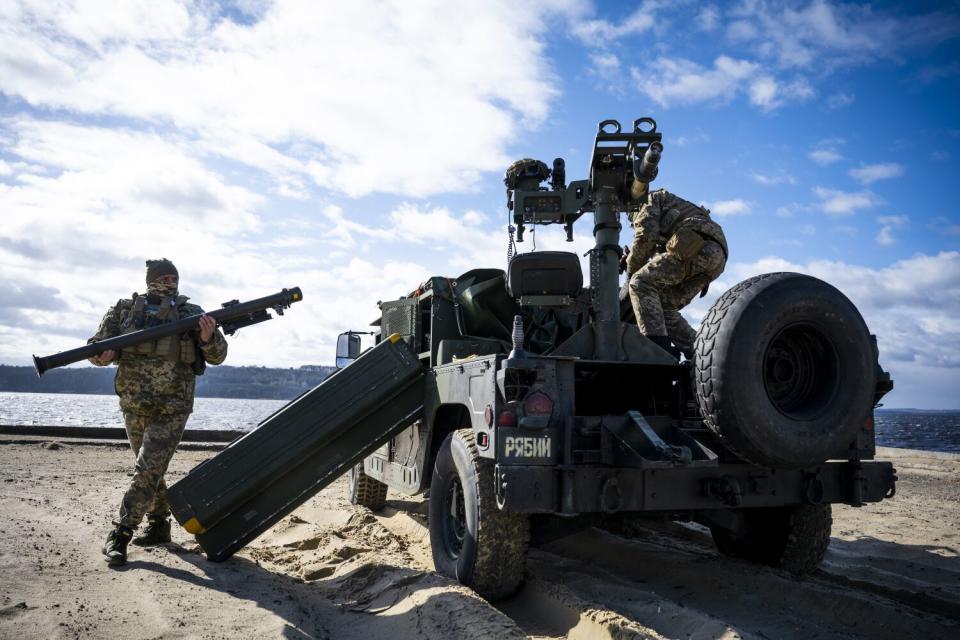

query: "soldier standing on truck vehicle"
xmin=88 ymin=258 xmax=228 ymax=566
xmin=624 ymin=189 xmax=728 ymax=359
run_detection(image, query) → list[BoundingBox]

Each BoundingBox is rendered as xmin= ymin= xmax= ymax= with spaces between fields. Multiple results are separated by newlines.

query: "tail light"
xmin=524 ymin=391 xmax=553 ymax=416
xmin=497 ymin=410 xmax=518 ymax=427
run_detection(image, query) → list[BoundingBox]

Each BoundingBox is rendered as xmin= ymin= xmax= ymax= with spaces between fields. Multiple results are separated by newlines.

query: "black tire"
xmin=348 ymin=462 xmax=388 ymax=511
xmin=695 ymin=273 xmax=876 ymax=467
xmin=428 ymin=429 xmax=530 ymax=600
xmin=710 ymin=503 xmax=832 ymax=575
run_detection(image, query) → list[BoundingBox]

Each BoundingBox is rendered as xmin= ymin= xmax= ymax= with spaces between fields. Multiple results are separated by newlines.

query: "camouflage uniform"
xmin=90 ymin=295 xmax=228 ymax=528
xmin=626 ymin=189 xmax=728 ymax=356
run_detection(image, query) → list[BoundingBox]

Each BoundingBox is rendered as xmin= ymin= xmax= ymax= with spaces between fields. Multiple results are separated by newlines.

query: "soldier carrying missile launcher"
xmin=89 ymin=259 xmax=229 ymax=565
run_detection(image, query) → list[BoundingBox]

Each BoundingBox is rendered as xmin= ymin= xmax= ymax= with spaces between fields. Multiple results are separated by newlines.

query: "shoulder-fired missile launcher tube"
xmin=32 ymin=287 xmax=303 ymax=376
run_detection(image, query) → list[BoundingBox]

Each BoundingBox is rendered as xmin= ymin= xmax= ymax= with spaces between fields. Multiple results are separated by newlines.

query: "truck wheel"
xmin=348 ymin=462 xmax=388 ymax=511
xmin=428 ymin=429 xmax=530 ymax=600
xmin=710 ymin=503 xmax=832 ymax=575
xmin=695 ymin=273 xmax=876 ymax=467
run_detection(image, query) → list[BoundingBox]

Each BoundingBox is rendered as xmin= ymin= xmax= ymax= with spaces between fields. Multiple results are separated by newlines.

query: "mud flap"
xmin=167 ymin=337 xmax=425 ymax=561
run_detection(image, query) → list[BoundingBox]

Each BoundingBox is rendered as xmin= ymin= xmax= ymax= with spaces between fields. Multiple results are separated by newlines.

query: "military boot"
xmin=132 ymin=516 xmax=172 ymax=546
xmin=102 ymin=525 xmax=134 ymax=566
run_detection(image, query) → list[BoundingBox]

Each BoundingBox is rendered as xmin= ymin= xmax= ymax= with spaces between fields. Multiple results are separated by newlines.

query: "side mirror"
xmin=335 ymin=332 xmax=362 ymax=369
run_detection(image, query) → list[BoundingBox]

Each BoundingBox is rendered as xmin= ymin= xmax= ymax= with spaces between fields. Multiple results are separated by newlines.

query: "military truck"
xmin=343 ymin=118 xmax=897 ymax=599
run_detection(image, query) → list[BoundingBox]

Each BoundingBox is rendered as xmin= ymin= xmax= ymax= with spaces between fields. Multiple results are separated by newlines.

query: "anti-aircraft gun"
xmin=505 ymin=117 xmax=665 ymax=361
xmin=165 ymin=118 xmax=897 ymax=603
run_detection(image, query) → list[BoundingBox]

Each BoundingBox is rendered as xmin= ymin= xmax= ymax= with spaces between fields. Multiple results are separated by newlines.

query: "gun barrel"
xmin=636 ymin=141 xmax=662 ymax=182
xmin=32 ymin=287 xmax=303 ymax=377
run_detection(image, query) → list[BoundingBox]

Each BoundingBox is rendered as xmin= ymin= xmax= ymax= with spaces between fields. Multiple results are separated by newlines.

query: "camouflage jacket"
xmin=625 ymin=189 xmax=728 ymax=275
xmin=88 ymin=295 xmax=228 ymax=416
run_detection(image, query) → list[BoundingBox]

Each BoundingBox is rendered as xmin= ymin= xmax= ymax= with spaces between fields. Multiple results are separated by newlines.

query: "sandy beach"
xmin=0 ymin=437 xmax=957 ymax=640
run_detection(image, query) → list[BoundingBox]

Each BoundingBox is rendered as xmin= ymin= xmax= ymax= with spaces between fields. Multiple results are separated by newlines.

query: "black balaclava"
xmin=145 ymin=259 xmax=179 ymax=297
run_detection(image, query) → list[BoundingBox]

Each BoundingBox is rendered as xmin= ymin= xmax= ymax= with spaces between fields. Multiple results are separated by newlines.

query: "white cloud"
xmin=813 ymin=186 xmax=881 ymax=215
xmin=389 ymin=204 xmax=483 ymax=246
xmin=874 ymin=214 xmax=907 ymax=246
xmin=877 ymin=215 xmax=908 ymax=226
xmin=706 ymin=199 xmax=752 ymax=217
xmin=318 ymin=204 xmax=391 ymax=250
xmin=932 ymin=150 xmax=951 ymax=161
xmin=274 ymin=179 xmax=310 ymax=201
xmin=875 ymin=226 xmax=895 ymax=245
xmin=632 ymin=55 xmax=759 ymax=107
xmin=598 ymin=2 xmax=950 ymax=112
xmin=4 ymin=119 xmax=262 ymax=234
xmin=929 ymin=216 xmax=960 ymax=236
xmin=849 ymin=162 xmax=905 ymax=185
xmin=663 ymin=2 xmax=960 ymax=121
xmin=750 ymin=171 xmax=797 ymax=186
xmin=673 ymin=131 xmax=710 ymax=146
xmin=725 ymin=0 xmax=960 ymax=71
xmin=748 ymin=76 xmax=779 ymax=108
xmin=0 ymin=0 xmax=568 ymax=198
xmin=697 ymin=6 xmax=721 ymax=32
xmin=808 ymin=137 xmax=845 ymax=165
xmin=590 ymin=52 xmax=620 ymax=73
xmin=827 ymin=91 xmax=855 ymax=109
xmin=727 ymin=19 xmax=759 ymax=41
xmin=748 ymin=75 xmax=814 ymax=110
xmin=570 ymin=3 xmax=657 ymax=42
xmin=775 ymin=203 xmax=801 ymax=217
xmin=809 ymin=149 xmax=842 ymax=165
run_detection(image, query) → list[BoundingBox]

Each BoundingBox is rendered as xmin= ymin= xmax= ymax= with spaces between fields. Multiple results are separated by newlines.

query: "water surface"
xmin=1 ymin=392 xmax=957 ymax=453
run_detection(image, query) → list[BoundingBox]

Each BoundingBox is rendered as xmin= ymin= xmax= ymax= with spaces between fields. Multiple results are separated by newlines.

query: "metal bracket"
xmin=626 ymin=411 xmax=692 ymax=463
xmin=520 ymin=294 xmax=573 ymax=307
xmin=704 ymin=475 xmax=743 ymax=506
xmin=220 ymin=309 xmax=272 ymax=336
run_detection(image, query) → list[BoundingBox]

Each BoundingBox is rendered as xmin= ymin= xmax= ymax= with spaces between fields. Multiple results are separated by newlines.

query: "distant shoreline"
xmin=0 ymin=388 xmax=296 ymax=400
xmin=2 ymin=389 xmax=957 ymax=412
xmin=0 ymin=364 xmax=335 ymax=401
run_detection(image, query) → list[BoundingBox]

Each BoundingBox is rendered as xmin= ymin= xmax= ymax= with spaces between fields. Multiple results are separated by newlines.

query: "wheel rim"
xmin=441 ymin=477 xmax=467 ymax=557
xmin=763 ymin=323 xmax=840 ymax=420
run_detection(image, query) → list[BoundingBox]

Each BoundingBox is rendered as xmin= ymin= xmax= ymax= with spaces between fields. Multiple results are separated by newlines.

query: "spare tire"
xmin=694 ymin=273 xmax=876 ymax=467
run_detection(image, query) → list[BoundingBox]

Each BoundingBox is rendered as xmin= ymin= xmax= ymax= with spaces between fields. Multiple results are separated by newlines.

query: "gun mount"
xmin=506 ymin=118 xmax=663 ymax=359
xmin=508 ymin=118 xmax=662 ymax=238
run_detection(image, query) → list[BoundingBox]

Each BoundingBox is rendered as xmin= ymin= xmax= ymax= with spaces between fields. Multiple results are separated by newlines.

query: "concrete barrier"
xmin=0 ymin=425 xmax=245 ymax=443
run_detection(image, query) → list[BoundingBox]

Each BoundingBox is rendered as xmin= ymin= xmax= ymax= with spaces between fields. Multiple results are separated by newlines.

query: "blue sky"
xmin=0 ymin=0 xmax=958 ymax=408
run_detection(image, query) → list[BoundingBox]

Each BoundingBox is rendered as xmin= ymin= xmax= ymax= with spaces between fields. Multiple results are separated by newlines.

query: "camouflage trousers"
xmin=117 ymin=411 xmax=189 ymax=528
xmin=628 ymin=240 xmax=726 ymax=355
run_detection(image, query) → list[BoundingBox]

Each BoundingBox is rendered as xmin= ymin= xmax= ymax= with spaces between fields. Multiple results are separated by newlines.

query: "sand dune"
xmin=0 ymin=439 xmax=956 ymax=639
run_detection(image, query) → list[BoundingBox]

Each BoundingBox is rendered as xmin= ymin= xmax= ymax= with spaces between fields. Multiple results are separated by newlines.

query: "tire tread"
xmin=349 ymin=463 xmax=388 ymax=511
xmin=453 ymin=429 xmax=530 ymax=600
xmin=694 ymin=273 xmax=783 ymax=464
xmin=710 ymin=503 xmax=832 ymax=575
